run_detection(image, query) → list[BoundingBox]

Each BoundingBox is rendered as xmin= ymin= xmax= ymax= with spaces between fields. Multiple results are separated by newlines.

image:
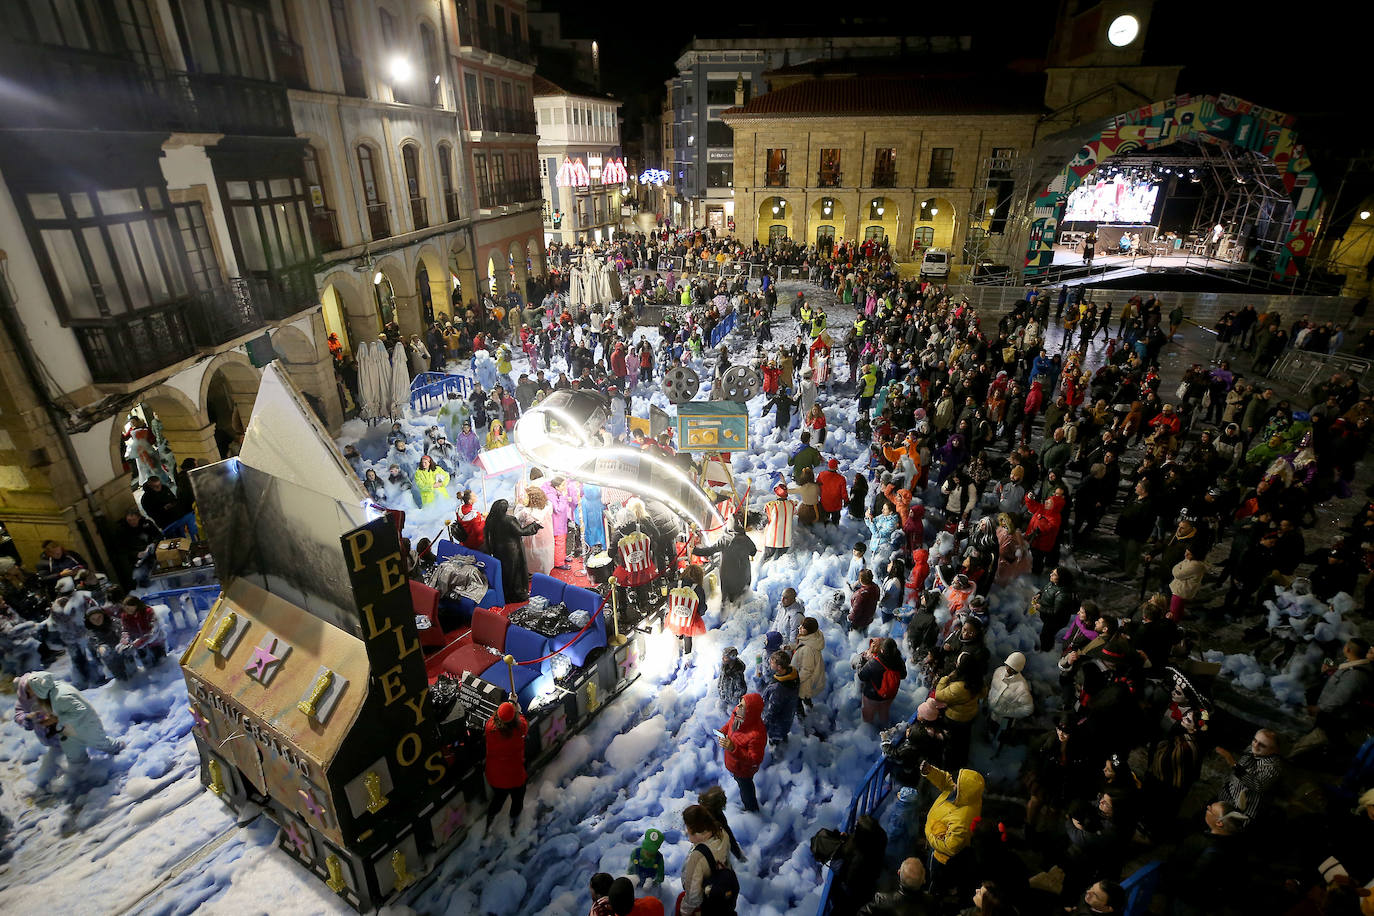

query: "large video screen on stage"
xmin=1064 ymin=177 xmax=1161 ymax=224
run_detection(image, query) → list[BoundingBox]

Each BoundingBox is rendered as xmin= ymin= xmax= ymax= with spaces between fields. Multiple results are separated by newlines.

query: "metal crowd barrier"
xmin=815 ymin=754 xmax=895 ymax=916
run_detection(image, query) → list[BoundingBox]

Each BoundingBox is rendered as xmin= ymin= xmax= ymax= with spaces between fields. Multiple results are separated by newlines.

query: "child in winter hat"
xmin=628 ymin=828 xmax=665 ymax=885
xmin=717 ymin=647 xmax=747 ymax=716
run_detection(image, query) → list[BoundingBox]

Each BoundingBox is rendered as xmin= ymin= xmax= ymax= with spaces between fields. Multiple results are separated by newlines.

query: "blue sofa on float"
xmin=426 ymin=541 xmax=608 ymax=705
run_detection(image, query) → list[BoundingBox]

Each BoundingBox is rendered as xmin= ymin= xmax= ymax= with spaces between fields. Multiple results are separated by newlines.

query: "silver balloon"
xmin=719 ymin=365 xmax=762 ymax=402
xmin=662 ymin=365 xmax=701 ymax=404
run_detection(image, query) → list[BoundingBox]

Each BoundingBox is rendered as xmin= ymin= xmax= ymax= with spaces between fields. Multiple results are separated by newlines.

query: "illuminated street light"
xmin=388 ymin=56 xmax=412 ymax=82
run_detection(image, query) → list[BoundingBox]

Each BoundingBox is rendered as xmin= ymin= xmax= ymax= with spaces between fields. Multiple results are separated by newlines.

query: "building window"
xmin=864 ymin=225 xmax=885 ymax=241
xmin=25 ymin=186 xmax=194 ymax=320
xmin=303 ymin=144 xmax=341 ymax=250
xmin=705 ymin=80 xmax=736 ymax=105
xmin=473 ymin=152 xmax=489 ymax=199
xmin=357 ymin=144 xmax=382 ymax=205
xmin=706 ymin=163 xmax=733 ymax=188
xmin=420 ymin=23 xmax=441 ymax=105
xmin=818 ymin=149 xmax=841 ymax=187
xmin=873 ymin=148 xmax=896 ymax=187
xmin=767 ymin=224 xmax=788 ymax=245
xmin=913 ymin=226 xmax=934 ymax=248
xmin=464 ymin=73 xmax=481 ymax=130
xmin=491 ymin=152 xmax=506 ymax=189
xmin=401 ymin=144 xmax=422 ymax=199
xmin=223 ymin=177 xmax=316 ymax=273
xmin=764 ymin=148 xmax=787 ymax=187
xmin=928 ymin=147 xmax=955 ymax=187
xmin=379 ymin=7 xmax=397 ymax=49
xmin=706 ymin=121 xmax=733 ymax=148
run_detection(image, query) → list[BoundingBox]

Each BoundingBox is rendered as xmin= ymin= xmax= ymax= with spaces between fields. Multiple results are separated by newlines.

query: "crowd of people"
xmin=6 ymin=224 xmax=1374 ymax=914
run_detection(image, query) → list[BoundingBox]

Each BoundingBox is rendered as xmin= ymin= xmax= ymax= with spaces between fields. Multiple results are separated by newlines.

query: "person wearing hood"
xmin=14 ymin=671 xmax=122 ymax=790
xmin=920 ymin=762 xmax=985 ymax=895
xmin=455 ymin=419 xmax=481 ymax=463
xmin=792 ymin=617 xmax=826 ymax=724
xmin=483 ymin=499 xmax=541 ymax=602
xmin=692 ymin=514 xmax=757 ymax=603
xmin=760 ymin=649 xmax=800 ymax=747
xmin=716 ymin=692 xmax=767 ymax=812
xmin=485 ymin=418 xmax=510 ymax=450
xmin=386 ymin=463 xmax=421 ymax=509
xmin=413 ymin=454 xmax=450 ymax=507
xmin=46 ymin=580 xmax=105 ymax=689
xmin=1023 ymin=486 xmax=1067 ymax=575
xmin=986 ymin=652 xmax=1034 ymax=751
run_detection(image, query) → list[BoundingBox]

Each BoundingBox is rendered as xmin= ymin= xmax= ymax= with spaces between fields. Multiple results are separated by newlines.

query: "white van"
xmin=920 ymin=248 xmax=950 ymax=279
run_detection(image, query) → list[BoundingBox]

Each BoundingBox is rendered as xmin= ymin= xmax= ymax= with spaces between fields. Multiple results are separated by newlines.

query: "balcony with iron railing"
xmin=477 ymin=178 xmax=542 ymax=209
xmin=271 ymin=35 xmax=308 ymax=91
xmin=310 ymin=208 xmax=342 ymax=252
xmin=0 ymin=42 xmax=293 ymax=136
xmin=871 ymin=169 xmax=897 ymax=188
xmin=927 ymin=171 xmax=956 ymax=189
xmin=817 ymin=170 xmax=842 ymax=188
xmin=456 ymin=14 xmax=533 ymax=64
xmin=366 ymin=203 xmax=391 ymax=240
xmin=409 ymin=196 xmax=429 ymax=231
xmin=73 ymin=278 xmax=270 ymax=384
xmin=338 ymin=53 xmax=367 ymax=99
xmin=476 ymin=106 xmax=537 ymax=134
xmin=444 ymin=190 xmax=461 ymax=222
xmin=765 ymin=170 xmax=788 ymax=188
xmin=245 ymin=264 xmax=318 ymax=322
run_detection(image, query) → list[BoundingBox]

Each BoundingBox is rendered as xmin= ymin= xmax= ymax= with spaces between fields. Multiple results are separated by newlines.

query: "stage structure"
xmin=1021 ymin=93 xmax=1323 ymax=280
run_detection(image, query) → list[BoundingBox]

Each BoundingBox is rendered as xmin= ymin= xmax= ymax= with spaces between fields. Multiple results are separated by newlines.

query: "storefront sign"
xmin=707 ymin=149 xmax=733 ymax=162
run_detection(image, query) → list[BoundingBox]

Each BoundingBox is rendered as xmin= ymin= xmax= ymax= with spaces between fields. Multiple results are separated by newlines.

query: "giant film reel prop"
xmin=718 ymin=365 xmax=762 ymax=402
xmin=662 ymin=365 xmax=701 ymax=404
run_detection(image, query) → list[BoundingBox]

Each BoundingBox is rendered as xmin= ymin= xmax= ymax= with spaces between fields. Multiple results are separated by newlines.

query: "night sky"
xmin=538 ymin=0 xmax=1362 ymax=155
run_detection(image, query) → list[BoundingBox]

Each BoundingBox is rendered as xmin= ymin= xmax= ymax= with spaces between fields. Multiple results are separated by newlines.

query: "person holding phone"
xmin=716 ymin=693 xmax=766 ymax=813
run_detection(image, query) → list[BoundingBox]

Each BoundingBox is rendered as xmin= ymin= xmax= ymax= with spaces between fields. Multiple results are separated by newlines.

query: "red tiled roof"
xmin=721 ymin=73 xmax=1046 ymax=118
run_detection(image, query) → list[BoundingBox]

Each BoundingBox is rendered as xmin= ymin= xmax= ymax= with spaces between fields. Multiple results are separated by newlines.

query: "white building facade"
xmin=533 ymin=76 xmax=624 ymax=245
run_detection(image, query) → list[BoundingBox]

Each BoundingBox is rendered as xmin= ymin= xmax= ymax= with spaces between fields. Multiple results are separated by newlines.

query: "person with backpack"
xmin=676 ymin=804 xmax=739 ymax=915
xmin=857 ymin=637 xmax=907 ymax=726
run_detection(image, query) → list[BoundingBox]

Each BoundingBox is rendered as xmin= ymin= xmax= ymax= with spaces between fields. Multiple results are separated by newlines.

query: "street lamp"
xmin=389 ymin=56 xmax=412 ymax=82
xmin=1362 ymin=210 xmax=1372 ymax=221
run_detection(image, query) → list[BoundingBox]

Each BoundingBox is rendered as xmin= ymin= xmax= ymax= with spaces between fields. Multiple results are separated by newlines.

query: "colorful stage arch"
xmin=1025 ymin=93 xmax=1323 ymax=278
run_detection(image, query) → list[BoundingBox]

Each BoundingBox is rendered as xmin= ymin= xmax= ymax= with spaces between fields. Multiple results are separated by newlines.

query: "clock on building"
xmin=1107 ymin=13 xmax=1140 ymax=47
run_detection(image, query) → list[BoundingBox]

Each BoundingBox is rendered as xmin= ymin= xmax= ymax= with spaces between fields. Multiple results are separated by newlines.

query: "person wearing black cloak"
xmin=483 ymin=499 xmax=541 ymax=602
xmin=692 ymin=514 xmax=757 ymax=602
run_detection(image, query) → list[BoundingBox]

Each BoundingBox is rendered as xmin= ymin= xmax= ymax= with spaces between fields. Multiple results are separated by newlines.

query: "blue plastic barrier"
xmin=815 ymin=745 xmax=897 ymax=915
xmin=707 ymin=311 xmax=738 ymax=349
xmin=1121 ymin=860 xmax=1163 ymax=916
xmin=410 ymin=372 xmax=473 ymax=413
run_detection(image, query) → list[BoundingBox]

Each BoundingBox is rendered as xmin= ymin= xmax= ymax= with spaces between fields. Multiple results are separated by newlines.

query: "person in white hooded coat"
xmin=792 ymin=617 xmax=826 ymax=722
xmin=985 ymin=652 xmax=1034 ymax=751
xmin=16 ymin=671 xmax=122 ymax=789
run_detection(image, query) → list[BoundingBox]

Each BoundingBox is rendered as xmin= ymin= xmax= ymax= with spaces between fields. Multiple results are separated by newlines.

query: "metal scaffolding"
xmin=964 ymin=151 xmax=1035 ymax=282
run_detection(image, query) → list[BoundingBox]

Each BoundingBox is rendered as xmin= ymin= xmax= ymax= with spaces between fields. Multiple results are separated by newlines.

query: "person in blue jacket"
xmin=579 ymin=482 xmax=606 ymax=554
xmin=760 ymin=649 xmax=800 ymax=748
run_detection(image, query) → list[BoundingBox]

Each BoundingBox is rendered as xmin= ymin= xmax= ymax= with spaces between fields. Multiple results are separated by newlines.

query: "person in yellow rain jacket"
xmin=414 ymin=454 xmax=450 ymax=506
xmin=920 ymin=762 xmax=984 ymax=895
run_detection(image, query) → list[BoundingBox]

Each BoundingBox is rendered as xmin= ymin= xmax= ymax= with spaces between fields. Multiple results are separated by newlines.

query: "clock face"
xmin=1107 ymin=13 xmax=1140 ymax=47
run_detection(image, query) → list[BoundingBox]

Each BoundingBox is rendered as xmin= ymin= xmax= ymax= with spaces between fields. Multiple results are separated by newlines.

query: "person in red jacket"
xmin=484 ymin=698 xmax=529 ymax=834
xmin=816 ymin=458 xmax=848 ymax=526
xmin=1024 ymin=488 xmax=1067 ymax=576
xmin=717 ymin=692 xmax=766 ymax=812
xmin=118 ymin=595 xmax=166 ymax=666
xmin=610 ymin=341 xmax=628 ymax=387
